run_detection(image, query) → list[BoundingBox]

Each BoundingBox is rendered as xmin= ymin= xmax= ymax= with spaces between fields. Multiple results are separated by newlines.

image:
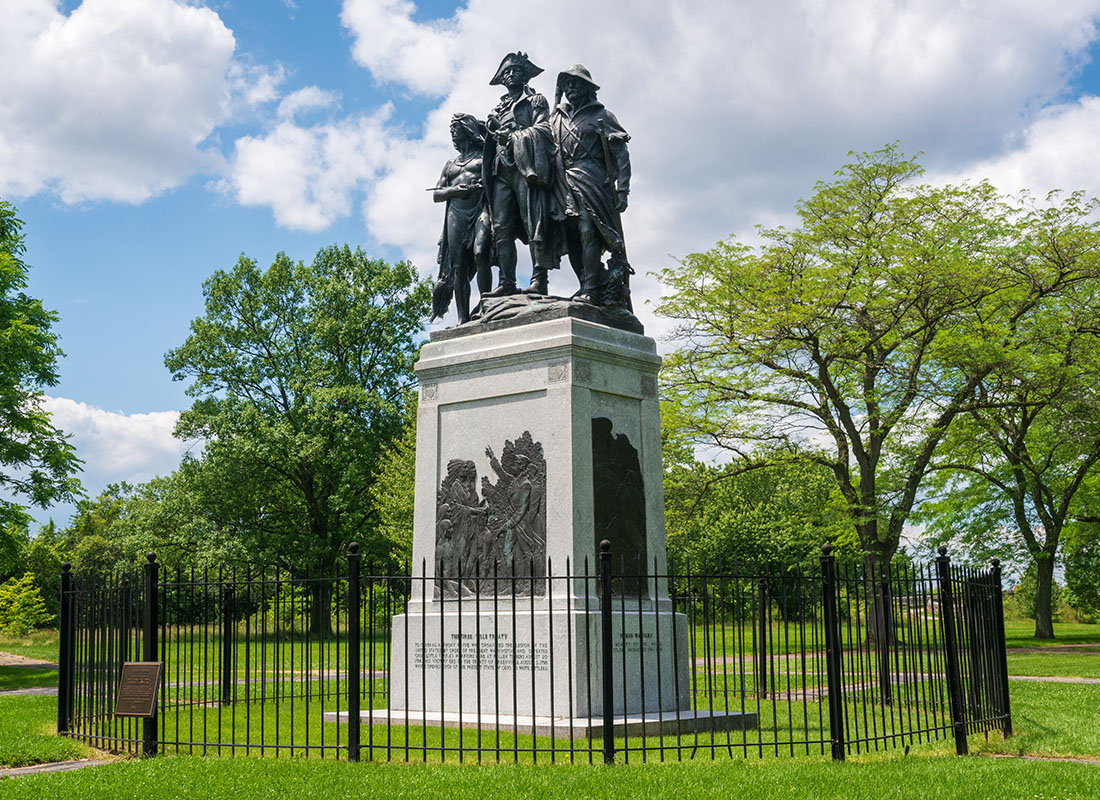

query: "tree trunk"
xmin=1034 ymin=556 xmax=1056 ymax=640
xmin=863 ymin=549 xmax=896 ymax=704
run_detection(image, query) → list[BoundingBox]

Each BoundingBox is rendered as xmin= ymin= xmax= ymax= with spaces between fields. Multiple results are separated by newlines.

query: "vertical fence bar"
xmin=820 ymin=545 xmax=845 ymax=761
xmin=877 ymin=565 xmax=892 ymax=706
xmin=935 ymin=547 xmax=968 ymax=756
xmin=142 ymin=553 xmax=159 ymax=757
xmin=599 ymin=540 xmax=614 ymax=765
xmin=990 ymin=559 xmax=1012 ymax=737
xmin=347 ymin=543 xmax=361 ymax=762
xmin=221 ymin=582 xmax=234 ymax=706
xmin=757 ymin=570 xmax=768 ymax=699
xmin=57 ymin=563 xmax=73 ymax=735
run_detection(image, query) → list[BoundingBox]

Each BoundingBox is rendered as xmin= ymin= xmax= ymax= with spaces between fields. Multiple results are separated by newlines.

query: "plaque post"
xmin=142 ymin=552 xmax=159 ymax=756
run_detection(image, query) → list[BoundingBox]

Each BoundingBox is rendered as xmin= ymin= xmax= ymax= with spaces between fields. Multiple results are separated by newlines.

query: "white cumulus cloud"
xmin=0 ymin=0 xmax=281 ymax=203
xmin=340 ymin=0 xmax=463 ymax=95
xmin=217 ymin=0 xmax=1100 ymax=333
xmin=932 ymin=96 xmax=1100 ymax=199
xmin=44 ymin=397 xmax=186 ymax=486
xmin=230 ymin=104 xmax=401 ymax=232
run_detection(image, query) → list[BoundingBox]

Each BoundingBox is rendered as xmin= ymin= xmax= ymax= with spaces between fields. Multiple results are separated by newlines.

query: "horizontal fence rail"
xmin=57 ymin=545 xmax=1011 ymax=763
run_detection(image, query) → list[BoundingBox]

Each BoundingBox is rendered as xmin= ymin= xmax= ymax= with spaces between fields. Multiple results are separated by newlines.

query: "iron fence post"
xmin=757 ymin=568 xmax=768 ymax=699
xmin=935 ymin=547 xmax=968 ymax=755
xmin=142 ymin=552 xmax=159 ymax=757
xmin=347 ymin=542 xmax=361 ymax=762
xmin=820 ymin=544 xmax=845 ymax=761
xmin=57 ymin=563 xmax=73 ymax=734
xmin=599 ymin=540 xmax=615 ymax=765
xmin=877 ymin=565 xmax=892 ymax=705
xmin=990 ymin=559 xmax=1012 ymax=737
xmin=221 ymin=583 xmax=234 ymax=705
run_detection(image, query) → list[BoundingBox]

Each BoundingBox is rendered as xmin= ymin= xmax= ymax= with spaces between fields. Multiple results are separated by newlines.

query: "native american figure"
xmin=435 ymin=458 xmax=487 ymax=598
xmin=432 ymin=114 xmax=493 ymax=323
xmin=481 ymin=432 xmax=547 ymax=596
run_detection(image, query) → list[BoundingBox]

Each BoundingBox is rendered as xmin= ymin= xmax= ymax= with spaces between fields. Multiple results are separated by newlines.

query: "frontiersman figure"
xmin=549 ymin=65 xmax=632 ymax=306
xmin=483 ymin=52 xmax=557 ymax=296
xmin=432 ymin=114 xmax=492 ymax=323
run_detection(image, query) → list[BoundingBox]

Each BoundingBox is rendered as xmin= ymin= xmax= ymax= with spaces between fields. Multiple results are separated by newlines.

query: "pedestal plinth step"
xmin=324 ymin=708 xmax=757 ymax=739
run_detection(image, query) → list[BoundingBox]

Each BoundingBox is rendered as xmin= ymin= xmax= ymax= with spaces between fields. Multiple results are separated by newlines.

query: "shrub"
xmin=0 ymin=572 xmax=54 ymax=634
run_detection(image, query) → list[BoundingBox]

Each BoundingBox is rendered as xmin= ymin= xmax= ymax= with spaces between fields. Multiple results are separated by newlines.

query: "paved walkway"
xmin=0 ymin=759 xmax=107 ymax=779
xmin=985 ymin=753 xmax=1100 ymax=767
xmin=1007 ymin=675 xmax=1100 ymax=685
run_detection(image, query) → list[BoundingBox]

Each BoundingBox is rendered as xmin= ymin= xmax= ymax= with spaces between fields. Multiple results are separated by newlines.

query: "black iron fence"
xmin=56 ymin=543 xmax=1011 ymax=763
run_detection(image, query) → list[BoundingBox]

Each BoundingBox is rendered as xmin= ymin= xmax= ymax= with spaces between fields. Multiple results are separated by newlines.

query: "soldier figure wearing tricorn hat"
xmin=482 ymin=52 xmax=558 ymax=297
xmin=549 ymin=64 xmax=632 ymax=307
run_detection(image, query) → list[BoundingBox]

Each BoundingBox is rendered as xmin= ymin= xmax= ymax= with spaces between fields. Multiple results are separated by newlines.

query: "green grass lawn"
xmin=0 ymin=666 xmax=57 ymax=691
xmin=0 ymin=695 xmax=91 ymax=768
xmin=0 ymin=631 xmax=60 ymax=663
xmin=1003 ymin=620 xmax=1100 ymax=648
xmin=2 ymin=619 xmax=1097 ymax=798
xmin=973 ymin=681 xmax=1100 ymax=759
xmin=3 ymin=749 xmax=1100 ymax=800
xmin=1005 ymin=652 xmax=1100 ymax=678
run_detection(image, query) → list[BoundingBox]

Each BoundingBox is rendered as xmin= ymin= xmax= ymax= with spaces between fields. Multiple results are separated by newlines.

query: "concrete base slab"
xmin=324 ymin=708 xmax=757 ymax=739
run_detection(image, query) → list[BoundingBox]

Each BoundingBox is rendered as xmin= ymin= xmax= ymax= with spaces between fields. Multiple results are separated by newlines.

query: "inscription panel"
xmin=114 ymin=662 xmax=162 ymax=718
xmin=413 ymin=633 xmax=550 ymax=672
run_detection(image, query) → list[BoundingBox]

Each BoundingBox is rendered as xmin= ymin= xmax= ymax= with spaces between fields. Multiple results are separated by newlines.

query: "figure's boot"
xmin=484 ymin=250 xmax=517 ymax=297
xmin=573 ymin=260 xmax=603 ymax=305
xmin=524 ymin=268 xmax=549 ymax=295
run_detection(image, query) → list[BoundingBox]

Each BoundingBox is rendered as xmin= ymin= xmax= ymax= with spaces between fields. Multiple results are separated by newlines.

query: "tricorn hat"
xmin=490 ymin=52 xmax=543 ymax=85
xmin=556 ymin=64 xmax=600 ymax=92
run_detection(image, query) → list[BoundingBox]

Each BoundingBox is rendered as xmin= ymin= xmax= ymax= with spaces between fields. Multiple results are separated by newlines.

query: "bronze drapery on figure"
xmin=549 ymin=65 xmax=633 ymax=308
xmin=432 ymin=114 xmax=493 ymax=323
xmin=483 ymin=52 xmax=558 ymax=297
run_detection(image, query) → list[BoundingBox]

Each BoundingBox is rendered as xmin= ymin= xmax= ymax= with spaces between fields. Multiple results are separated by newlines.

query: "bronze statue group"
xmin=432 ymin=53 xmax=633 ymax=323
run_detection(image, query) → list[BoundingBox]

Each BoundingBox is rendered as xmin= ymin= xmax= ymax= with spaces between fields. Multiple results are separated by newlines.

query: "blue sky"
xmin=5 ymin=0 xmax=1100 ymax=526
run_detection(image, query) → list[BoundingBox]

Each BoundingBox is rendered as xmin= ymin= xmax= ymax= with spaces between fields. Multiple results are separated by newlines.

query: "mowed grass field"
xmin=1 ymin=622 xmax=1097 ymax=798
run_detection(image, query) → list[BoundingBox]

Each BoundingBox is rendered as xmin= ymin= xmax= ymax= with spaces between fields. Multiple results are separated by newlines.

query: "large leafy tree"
xmin=165 ymin=245 xmax=429 ymax=632
xmin=0 ymin=201 xmax=82 ymax=525
xmin=655 ymin=147 xmax=1100 ymax=624
xmin=918 ymin=203 xmax=1100 ymax=637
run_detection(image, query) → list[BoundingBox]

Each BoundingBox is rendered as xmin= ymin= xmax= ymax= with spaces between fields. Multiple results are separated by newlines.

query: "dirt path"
xmin=0 ymin=651 xmax=57 ymax=669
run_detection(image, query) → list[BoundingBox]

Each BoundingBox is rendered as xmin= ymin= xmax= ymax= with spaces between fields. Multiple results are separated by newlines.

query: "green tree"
xmin=916 ymin=192 xmax=1100 ymax=638
xmin=0 ymin=572 xmax=53 ymax=634
xmin=165 ymin=245 xmax=430 ymax=633
xmin=368 ymin=392 xmax=418 ymax=564
xmin=1065 ymin=525 xmax=1100 ymax=618
xmin=656 ymin=147 xmax=1100 ymax=586
xmin=0 ymin=201 xmax=82 ymax=526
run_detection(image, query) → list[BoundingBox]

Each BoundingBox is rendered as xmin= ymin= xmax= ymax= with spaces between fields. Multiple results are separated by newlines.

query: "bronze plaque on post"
xmin=114 ymin=662 xmax=162 ymax=718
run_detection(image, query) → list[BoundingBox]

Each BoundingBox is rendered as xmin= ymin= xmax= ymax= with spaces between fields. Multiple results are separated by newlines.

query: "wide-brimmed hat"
xmin=556 ymin=64 xmax=600 ymax=92
xmin=489 ymin=52 xmax=543 ymax=86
